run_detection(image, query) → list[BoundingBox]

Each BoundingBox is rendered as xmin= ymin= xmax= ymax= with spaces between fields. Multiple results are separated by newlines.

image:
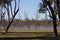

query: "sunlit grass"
xmin=0 ymin=30 xmax=60 ymax=37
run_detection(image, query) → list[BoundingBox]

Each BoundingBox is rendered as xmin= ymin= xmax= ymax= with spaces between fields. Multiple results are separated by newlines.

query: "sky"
xmin=11 ymin=0 xmax=50 ymax=20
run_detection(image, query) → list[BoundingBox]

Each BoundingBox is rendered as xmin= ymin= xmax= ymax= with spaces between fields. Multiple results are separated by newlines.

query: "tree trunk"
xmin=53 ymin=15 xmax=57 ymax=36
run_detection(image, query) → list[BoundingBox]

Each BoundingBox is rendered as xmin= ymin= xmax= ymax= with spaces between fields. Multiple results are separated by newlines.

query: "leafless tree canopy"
xmin=0 ymin=0 xmax=20 ymax=34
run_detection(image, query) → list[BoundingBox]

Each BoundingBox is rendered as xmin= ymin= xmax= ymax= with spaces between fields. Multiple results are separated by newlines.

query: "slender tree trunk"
xmin=45 ymin=13 xmax=47 ymax=29
xmin=5 ymin=9 xmax=19 ymax=33
xmin=7 ymin=5 xmax=10 ymax=24
xmin=53 ymin=15 xmax=57 ymax=36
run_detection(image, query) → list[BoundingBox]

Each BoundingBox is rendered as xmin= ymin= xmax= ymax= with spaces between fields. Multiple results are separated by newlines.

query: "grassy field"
xmin=0 ymin=30 xmax=60 ymax=40
xmin=0 ymin=30 xmax=60 ymax=32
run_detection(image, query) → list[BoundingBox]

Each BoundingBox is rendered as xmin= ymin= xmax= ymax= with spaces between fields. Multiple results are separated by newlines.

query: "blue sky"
xmin=11 ymin=0 xmax=50 ymax=20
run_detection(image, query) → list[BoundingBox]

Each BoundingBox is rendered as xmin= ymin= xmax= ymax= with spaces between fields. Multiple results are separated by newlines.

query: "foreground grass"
xmin=0 ymin=30 xmax=60 ymax=40
xmin=0 ymin=30 xmax=60 ymax=37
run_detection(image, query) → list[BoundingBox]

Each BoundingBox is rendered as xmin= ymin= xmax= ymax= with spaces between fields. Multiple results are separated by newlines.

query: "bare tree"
xmin=35 ymin=13 xmax=38 ymax=30
xmin=24 ymin=11 xmax=30 ymax=29
xmin=39 ymin=0 xmax=59 ymax=37
xmin=0 ymin=0 xmax=20 ymax=34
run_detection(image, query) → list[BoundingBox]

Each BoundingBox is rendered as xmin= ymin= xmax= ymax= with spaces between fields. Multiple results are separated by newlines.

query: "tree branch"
xmin=2 ymin=0 xmax=20 ymax=34
xmin=10 ymin=3 xmax=13 ymax=17
xmin=4 ymin=8 xmax=19 ymax=33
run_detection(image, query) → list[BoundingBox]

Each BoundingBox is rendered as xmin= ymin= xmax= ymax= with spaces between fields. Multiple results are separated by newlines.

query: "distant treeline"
xmin=0 ymin=19 xmax=60 ymax=27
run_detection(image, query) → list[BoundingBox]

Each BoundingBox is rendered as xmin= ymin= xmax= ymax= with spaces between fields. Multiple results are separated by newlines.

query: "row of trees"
xmin=0 ymin=19 xmax=54 ymax=29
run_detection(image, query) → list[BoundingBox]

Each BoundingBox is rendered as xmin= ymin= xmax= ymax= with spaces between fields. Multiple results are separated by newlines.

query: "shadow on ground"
xmin=0 ymin=32 xmax=60 ymax=40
